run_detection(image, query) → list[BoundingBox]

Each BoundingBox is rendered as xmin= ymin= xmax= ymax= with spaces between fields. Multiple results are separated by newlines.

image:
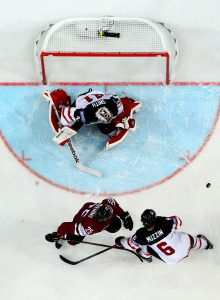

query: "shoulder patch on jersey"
xmin=135 ymin=227 xmax=147 ymax=244
xmin=104 ymin=198 xmax=116 ymax=206
xmin=85 ymin=226 xmax=94 ymax=235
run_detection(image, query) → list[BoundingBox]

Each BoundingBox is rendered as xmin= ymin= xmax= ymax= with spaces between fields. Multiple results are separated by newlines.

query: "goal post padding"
xmin=35 ymin=17 xmax=178 ymax=85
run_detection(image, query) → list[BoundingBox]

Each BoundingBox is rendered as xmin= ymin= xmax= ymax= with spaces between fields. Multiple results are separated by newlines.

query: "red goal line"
xmin=0 ymin=82 xmax=220 ymax=86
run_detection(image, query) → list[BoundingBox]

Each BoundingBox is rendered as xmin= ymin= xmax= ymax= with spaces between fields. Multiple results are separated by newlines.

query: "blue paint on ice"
xmin=0 ymin=85 xmax=219 ymax=194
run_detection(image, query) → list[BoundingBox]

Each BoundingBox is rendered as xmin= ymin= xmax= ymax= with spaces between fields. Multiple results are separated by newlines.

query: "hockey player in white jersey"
xmin=115 ymin=209 xmax=213 ymax=265
xmin=43 ymin=88 xmax=142 ymax=150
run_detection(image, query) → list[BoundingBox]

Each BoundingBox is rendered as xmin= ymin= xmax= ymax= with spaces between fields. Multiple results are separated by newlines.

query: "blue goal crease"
xmin=0 ymin=85 xmax=219 ymax=194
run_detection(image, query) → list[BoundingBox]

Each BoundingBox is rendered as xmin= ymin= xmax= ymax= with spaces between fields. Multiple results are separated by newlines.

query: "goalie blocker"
xmin=43 ymin=89 xmax=142 ymax=150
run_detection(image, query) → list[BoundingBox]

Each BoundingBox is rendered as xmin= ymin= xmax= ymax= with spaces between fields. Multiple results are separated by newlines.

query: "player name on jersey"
xmin=146 ymin=229 xmax=164 ymax=242
xmin=92 ymin=100 xmax=106 ymax=107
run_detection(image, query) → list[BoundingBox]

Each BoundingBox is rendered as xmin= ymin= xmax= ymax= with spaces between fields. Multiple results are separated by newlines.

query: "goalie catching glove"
xmin=115 ymin=117 xmax=130 ymax=129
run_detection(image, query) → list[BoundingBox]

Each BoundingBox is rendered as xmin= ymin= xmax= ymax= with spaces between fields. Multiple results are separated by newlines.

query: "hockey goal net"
xmin=35 ymin=17 xmax=178 ymax=85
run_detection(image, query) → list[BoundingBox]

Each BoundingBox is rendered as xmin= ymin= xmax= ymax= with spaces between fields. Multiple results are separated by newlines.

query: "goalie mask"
xmin=95 ymin=107 xmax=113 ymax=123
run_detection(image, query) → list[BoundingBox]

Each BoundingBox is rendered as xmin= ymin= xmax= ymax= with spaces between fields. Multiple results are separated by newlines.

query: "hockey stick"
xmin=60 ymin=245 xmax=114 ymax=265
xmin=58 ymin=239 xmax=143 ymax=264
xmin=46 ymin=92 xmax=102 ymax=177
xmin=66 ymin=139 xmax=102 ymax=177
xmin=59 ymin=238 xmax=140 ymax=253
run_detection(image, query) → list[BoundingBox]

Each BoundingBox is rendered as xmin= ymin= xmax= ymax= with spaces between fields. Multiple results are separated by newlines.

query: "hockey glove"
xmin=115 ymin=236 xmax=125 ymax=248
xmin=121 ymin=211 xmax=133 ymax=231
xmin=45 ymin=232 xmax=60 ymax=243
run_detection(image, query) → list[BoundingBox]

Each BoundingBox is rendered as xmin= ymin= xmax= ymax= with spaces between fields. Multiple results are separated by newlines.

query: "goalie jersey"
xmin=61 ymin=91 xmax=123 ymax=127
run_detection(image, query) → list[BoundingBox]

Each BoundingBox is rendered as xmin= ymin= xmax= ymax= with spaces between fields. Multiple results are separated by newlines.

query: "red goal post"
xmin=35 ymin=17 xmax=178 ymax=85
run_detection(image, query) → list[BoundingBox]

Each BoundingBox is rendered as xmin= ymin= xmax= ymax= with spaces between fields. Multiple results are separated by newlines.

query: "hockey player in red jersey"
xmin=43 ymin=88 xmax=142 ymax=150
xmin=45 ymin=197 xmax=133 ymax=249
xmin=115 ymin=209 xmax=213 ymax=265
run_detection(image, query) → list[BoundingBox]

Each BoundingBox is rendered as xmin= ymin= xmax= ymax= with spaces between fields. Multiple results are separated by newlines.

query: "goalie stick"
xmin=45 ymin=91 xmax=102 ymax=177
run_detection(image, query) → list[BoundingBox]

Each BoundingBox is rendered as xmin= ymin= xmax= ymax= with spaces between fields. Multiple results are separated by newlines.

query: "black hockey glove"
xmin=121 ymin=211 xmax=133 ymax=231
xmin=45 ymin=232 xmax=60 ymax=243
xmin=115 ymin=236 xmax=125 ymax=248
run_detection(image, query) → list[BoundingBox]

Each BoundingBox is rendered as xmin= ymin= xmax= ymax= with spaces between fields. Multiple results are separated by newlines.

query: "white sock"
xmin=192 ymin=236 xmax=208 ymax=250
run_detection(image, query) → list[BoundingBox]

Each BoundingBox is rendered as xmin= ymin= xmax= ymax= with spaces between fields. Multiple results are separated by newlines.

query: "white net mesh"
xmin=43 ymin=18 xmax=165 ymax=53
xmin=35 ymin=17 xmax=178 ymax=84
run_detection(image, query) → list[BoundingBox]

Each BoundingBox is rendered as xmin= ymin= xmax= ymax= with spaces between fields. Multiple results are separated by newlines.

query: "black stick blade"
xmin=59 ymin=247 xmax=113 ymax=265
xmin=59 ymin=255 xmax=79 ymax=265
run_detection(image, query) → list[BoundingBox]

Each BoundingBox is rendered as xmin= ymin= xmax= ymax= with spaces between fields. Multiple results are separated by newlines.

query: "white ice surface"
xmin=0 ymin=1 xmax=220 ymax=299
xmin=0 ymin=0 xmax=220 ymax=82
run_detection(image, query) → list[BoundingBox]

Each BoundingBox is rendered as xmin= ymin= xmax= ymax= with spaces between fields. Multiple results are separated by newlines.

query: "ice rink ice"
xmin=0 ymin=1 xmax=220 ymax=300
xmin=0 ymin=85 xmax=219 ymax=195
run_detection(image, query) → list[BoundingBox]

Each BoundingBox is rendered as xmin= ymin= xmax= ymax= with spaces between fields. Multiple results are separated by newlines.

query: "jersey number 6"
xmin=157 ymin=242 xmax=175 ymax=255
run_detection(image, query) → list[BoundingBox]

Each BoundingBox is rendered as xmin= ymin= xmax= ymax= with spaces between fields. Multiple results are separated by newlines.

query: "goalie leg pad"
xmin=53 ymin=126 xmax=77 ymax=146
xmin=104 ymin=119 xmax=136 ymax=150
xmin=44 ymin=89 xmax=72 ymax=133
xmin=49 ymin=103 xmax=60 ymax=133
xmin=104 ymin=129 xmax=129 ymax=151
xmin=43 ymin=89 xmax=71 ymax=107
xmin=121 ymin=97 xmax=142 ymax=117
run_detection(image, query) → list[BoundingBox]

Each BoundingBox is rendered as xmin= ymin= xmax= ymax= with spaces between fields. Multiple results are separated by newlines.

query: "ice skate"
xmin=197 ymin=234 xmax=214 ymax=249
